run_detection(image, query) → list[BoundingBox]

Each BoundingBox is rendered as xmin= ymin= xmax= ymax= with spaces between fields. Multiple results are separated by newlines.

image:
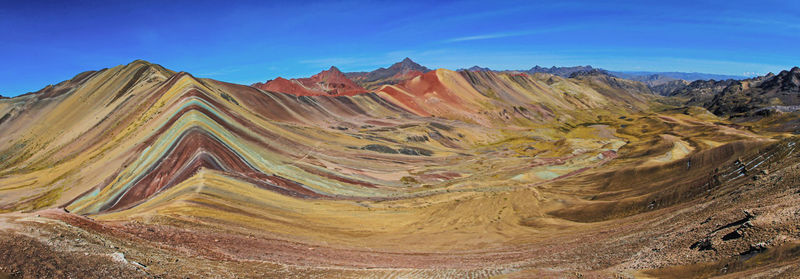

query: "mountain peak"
xmin=399 ymin=57 xmax=422 ymax=67
xmin=314 ymin=66 xmax=351 ymax=81
xmin=774 ymin=67 xmax=800 ymax=78
xmin=118 ymin=59 xmax=174 ymax=79
xmin=389 ymin=58 xmax=430 ymax=72
xmin=123 ymin=59 xmax=162 ymax=71
xmin=757 ymin=66 xmax=800 ymax=92
xmin=128 ymin=59 xmax=154 ymax=65
xmin=327 ymin=65 xmax=343 ymax=73
xmin=256 ymin=66 xmax=367 ymax=96
xmin=464 ymin=66 xmax=492 ymax=72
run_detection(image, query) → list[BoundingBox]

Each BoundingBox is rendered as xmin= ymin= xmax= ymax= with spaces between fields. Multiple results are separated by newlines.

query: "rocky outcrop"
xmin=669 ymin=79 xmax=739 ymax=106
xmin=706 ymin=67 xmax=800 ymax=116
xmin=758 ymin=67 xmax=800 ymax=93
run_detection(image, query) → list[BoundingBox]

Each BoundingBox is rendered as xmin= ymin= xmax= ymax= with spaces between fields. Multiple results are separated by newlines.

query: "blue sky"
xmin=1 ymin=0 xmax=798 ymax=96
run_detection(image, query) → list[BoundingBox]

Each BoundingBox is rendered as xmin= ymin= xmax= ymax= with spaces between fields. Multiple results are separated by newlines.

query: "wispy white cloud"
xmin=445 ymin=31 xmax=533 ymax=42
xmin=742 ymin=71 xmax=766 ymax=77
xmin=443 ymin=26 xmax=583 ymax=43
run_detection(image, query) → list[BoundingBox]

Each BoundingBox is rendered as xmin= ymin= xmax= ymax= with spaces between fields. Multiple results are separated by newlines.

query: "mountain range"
xmin=527 ymin=65 xmax=597 ymax=76
xmin=246 ymin=58 xmax=799 ymax=132
xmin=613 ymin=71 xmax=748 ymax=83
xmin=250 ymin=58 xmax=750 ymax=97
xmin=469 ymin=64 xmax=747 ymax=83
xmin=1 ymin=58 xmax=800 ymax=277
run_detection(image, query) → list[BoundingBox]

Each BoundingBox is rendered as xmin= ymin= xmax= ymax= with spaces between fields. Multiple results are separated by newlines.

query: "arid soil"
xmin=2 ymin=60 xmax=800 ymax=278
xmin=2 ymin=138 xmax=799 ymax=278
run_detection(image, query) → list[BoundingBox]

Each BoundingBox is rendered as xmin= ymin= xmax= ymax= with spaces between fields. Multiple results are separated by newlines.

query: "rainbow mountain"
xmin=1 ymin=59 xmax=800 ymax=277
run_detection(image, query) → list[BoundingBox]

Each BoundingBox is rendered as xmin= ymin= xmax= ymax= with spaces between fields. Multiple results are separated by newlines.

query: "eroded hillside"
xmin=1 ymin=60 xmax=799 ymax=278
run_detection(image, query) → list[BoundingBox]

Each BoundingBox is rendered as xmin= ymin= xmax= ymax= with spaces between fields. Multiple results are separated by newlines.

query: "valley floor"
xmin=2 ymin=138 xmax=800 ymax=278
